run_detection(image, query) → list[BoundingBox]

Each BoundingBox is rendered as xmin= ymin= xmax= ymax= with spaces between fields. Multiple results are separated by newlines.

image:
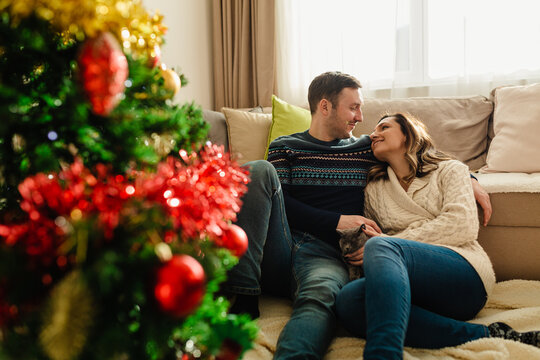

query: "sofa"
xmin=202 ymin=83 xmax=540 ymax=359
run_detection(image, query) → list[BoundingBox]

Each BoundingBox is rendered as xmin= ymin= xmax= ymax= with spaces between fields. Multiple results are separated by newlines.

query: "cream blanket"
xmin=244 ymin=280 xmax=540 ymax=359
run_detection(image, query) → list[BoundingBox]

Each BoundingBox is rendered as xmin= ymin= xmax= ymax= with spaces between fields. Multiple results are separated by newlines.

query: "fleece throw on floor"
xmin=244 ymin=280 xmax=540 ymax=360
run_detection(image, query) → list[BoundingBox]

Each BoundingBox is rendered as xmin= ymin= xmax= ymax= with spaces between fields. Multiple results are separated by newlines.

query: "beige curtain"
xmin=212 ymin=0 xmax=275 ymax=110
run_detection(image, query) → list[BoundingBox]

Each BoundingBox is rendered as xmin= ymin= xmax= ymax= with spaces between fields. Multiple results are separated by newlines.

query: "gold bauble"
xmin=160 ymin=68 xmax=181 ymax=98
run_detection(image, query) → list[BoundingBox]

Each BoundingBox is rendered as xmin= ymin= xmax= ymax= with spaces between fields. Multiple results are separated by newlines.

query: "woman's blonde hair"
xmin=367 ymin=113 xmax=453 ymax=183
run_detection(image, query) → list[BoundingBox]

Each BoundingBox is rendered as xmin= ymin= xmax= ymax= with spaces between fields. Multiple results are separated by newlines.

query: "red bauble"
xmin=221 ymin=224 xmax=248 ymax=257
xmin=78 ymin=32 xmax=128 ymax=116
xmin=154 ymin=255 xmax=206 ymax=317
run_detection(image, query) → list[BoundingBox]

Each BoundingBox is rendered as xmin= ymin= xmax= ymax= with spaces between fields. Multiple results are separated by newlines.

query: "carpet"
xmin=244 ymin=280 xmax=540 ymax=359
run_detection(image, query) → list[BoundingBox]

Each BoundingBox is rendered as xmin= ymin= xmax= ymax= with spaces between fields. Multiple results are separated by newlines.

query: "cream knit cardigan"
xmin=364 ymin=160 xmax=496 ymax=296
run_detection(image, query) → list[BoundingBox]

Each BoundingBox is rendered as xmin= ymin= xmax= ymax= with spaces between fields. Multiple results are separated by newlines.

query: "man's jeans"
xmin=224 ymin=160 xmax=349 ymax=359
xmin=225 ymin=160 xmax=294 ymax=297
xmin=336 ymin=236 xmax=490 ymax=360
xmin=274 ymin=232 xmax=348 ymax=359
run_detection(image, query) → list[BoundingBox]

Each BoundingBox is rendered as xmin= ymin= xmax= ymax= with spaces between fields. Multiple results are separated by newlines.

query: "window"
xmin=276 ymin=0 xmax=540 ymax=104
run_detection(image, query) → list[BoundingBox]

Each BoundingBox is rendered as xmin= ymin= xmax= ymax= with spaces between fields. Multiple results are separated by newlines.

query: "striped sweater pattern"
xmin=268 ymin=143 xmax=376 ymax=187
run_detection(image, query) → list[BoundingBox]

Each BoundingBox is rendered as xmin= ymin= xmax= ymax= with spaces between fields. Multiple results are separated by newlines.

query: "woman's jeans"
xmin=224 ymin=160 xmax=349 ymax=359
xmin=336 ymin=236 xmax=490 ymax=360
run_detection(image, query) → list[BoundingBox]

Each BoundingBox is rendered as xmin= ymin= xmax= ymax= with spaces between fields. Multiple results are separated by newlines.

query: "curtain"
xmin=276 ymin=0 xmax=540 ymax=105
xmin=212 ymin=0 xmax=275 ymax=110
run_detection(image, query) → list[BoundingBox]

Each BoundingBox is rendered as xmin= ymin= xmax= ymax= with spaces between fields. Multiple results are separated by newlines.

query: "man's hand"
xmin=471 ymin=178 xmax=492 ymax=226
xmin=337 ymin=215 xmax=381 ymax=233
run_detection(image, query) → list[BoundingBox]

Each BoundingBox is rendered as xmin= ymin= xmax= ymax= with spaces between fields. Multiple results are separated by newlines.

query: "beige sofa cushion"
xmin=353 ymin=96 xmax=493 ymax=171
xmin=222 ymin=108 xmax=272 ymax=165
xmin=482 ymin=83 xmax=540 ymax=173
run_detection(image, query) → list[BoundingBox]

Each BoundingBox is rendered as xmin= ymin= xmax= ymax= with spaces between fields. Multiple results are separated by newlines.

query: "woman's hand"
xmin=363 ymin=225 xmax=382 ymax=238
xmin=345 ymin=246 xmax=364 ymax=266
xmin=343 ymin=225 xmax=383 ymax=266
xmin=471 ymin=178 xmax=492 ymax=226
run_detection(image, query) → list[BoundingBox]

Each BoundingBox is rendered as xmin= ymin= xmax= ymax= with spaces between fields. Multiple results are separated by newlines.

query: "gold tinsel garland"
xmin=0 ymin=0 xmax=166 ymax=60
xmin=39 ymin=270 xmax=95 ymax=360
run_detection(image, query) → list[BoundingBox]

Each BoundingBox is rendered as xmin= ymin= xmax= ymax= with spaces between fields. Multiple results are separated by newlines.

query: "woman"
xmin=335 ymin=113 xmax=540 ymax=359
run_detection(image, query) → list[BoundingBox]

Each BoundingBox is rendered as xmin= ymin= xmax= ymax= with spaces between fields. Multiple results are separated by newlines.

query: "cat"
xmin=338 ymin=224 xmax=369 ymax=280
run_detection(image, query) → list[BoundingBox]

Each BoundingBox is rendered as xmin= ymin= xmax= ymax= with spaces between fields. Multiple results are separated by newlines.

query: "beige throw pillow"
xmin=221 ymin=108 xmax=272 ymax=165
xmin=482 ymin=83 xmax=540 ymax=173
xmin=354 ymin=96 xmax=493 ymax=171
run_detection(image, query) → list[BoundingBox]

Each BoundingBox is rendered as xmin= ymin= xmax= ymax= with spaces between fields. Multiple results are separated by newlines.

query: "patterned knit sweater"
xmin=364 ymin=160 xmax=496 ymax=296
xmin=267 ymin=130 xmax=377 ymax=245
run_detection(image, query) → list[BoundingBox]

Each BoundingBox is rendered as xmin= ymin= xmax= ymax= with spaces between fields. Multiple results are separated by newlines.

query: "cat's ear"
xmin=336 ymin=229 xmax=345 ymax=236
xmin=356 ymin=225 xmax=365 ymax=236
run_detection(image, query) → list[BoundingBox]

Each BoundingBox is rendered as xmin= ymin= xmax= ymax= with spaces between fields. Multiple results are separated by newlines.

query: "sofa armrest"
xmin=202 ymin=109 xmax=229 ymax=152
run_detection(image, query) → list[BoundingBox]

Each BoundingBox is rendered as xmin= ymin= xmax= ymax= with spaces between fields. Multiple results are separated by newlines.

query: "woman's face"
xmin=370 ymin=117 xmax=407 ymax=161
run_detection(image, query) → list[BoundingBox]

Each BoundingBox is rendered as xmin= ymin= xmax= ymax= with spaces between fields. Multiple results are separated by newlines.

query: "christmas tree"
xmin=0 ymin=1 xmax=258 ymax=359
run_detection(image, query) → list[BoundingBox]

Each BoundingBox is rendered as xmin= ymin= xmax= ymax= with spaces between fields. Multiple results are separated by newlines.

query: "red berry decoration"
xmin=78 ymin=32 xmax=128 ymax=116
xmin=154 ymin=255 xmax=206 ymax=317
xmin=221 ymin=224 xmax=248 ymax=257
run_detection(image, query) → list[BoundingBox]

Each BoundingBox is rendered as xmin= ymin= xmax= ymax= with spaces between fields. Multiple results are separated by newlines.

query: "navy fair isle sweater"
xmin=267 ymin=130 xmax=378 ymax=247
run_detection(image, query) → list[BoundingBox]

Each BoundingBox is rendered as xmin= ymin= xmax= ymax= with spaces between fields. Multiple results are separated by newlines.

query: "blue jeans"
xmin=336 ymin=236 xmax=490 ymax=360
xmin=274 ymin=232 xmax=349 ymax=359
xmin=225 ymin=160 xmax=294 ymax=297
xmin=224 ymin=161 xmax=349 ymax=359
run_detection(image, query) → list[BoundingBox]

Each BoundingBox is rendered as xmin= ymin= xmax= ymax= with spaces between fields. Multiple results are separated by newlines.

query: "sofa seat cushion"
xmin=475 ymin=172 xmax=540 ymax=227
xmin=474 ymin=172 xmax=540 ymax=281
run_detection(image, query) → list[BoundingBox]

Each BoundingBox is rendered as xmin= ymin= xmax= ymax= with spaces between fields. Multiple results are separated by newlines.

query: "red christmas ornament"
xmin=221 ymin=224 xmax=248 ymax=257
xmin=78 ymin=32 xmax=128 ymax=116
xmin=154 ymin=255 xmax=206 ymax=317
xmin=215 ymin=339 xmax=242 ymax=360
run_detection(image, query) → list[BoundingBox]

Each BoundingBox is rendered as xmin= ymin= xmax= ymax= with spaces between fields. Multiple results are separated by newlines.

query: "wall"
xmin=143 ymin=0 xmax=214 ymax=109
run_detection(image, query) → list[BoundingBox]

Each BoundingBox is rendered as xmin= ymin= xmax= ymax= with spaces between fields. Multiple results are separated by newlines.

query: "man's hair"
xmin=307 ymin=71 xmax=362 ymax=114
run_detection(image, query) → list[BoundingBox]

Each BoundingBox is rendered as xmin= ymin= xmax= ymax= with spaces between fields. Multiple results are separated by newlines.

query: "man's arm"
xmin=471 ymin=177 xmax=492 ymax=226
xmin=282 ymin=186 xmax=380 ymax=239
xmin=282 ymin=184 xmax=340 ymax=240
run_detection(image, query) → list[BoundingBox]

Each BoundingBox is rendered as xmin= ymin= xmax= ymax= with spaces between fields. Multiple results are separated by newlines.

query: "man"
xmin=224 ymin=71 xmax=492 ymax=359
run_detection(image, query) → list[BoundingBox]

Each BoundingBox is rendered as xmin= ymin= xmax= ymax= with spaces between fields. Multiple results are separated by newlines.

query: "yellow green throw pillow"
xmin=265 ymin=95 xmax=311 ymax=158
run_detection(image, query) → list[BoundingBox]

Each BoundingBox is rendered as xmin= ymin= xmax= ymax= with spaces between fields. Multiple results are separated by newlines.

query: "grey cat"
xmin=338 ymin=224 xmax=369 ymax=280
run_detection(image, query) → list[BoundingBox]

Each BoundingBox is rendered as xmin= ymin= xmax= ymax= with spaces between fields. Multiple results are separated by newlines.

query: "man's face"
xmin=326 ymin=87 xmax=364 ymax=140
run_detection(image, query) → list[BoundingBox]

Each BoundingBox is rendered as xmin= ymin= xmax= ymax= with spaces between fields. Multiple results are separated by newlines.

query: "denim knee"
xmin=364 ymin=236 xmax=400 ymax=257
xmin=243 ymin=160 xmax=280 ymax=187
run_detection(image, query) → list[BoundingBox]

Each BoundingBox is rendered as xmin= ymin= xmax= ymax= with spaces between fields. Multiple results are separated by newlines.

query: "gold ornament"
xmin=39 ymin=270 xmax=95 ymax=360
xmin=160 ymin=68 xmax=181 ymax=98
xmin=142 ymin=132 xmax=177 ymax=157
xmin=2 ymin=0 xmax=166 ymax=60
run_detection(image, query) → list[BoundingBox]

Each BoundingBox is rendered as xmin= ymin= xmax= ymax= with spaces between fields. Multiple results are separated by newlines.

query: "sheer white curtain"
xmin=276 ymin=0 xmax=540 ymax=105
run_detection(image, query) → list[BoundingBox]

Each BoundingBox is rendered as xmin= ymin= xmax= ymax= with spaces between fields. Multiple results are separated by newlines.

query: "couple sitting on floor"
xmin=223 ymin=71 xmax=540 ymax=360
